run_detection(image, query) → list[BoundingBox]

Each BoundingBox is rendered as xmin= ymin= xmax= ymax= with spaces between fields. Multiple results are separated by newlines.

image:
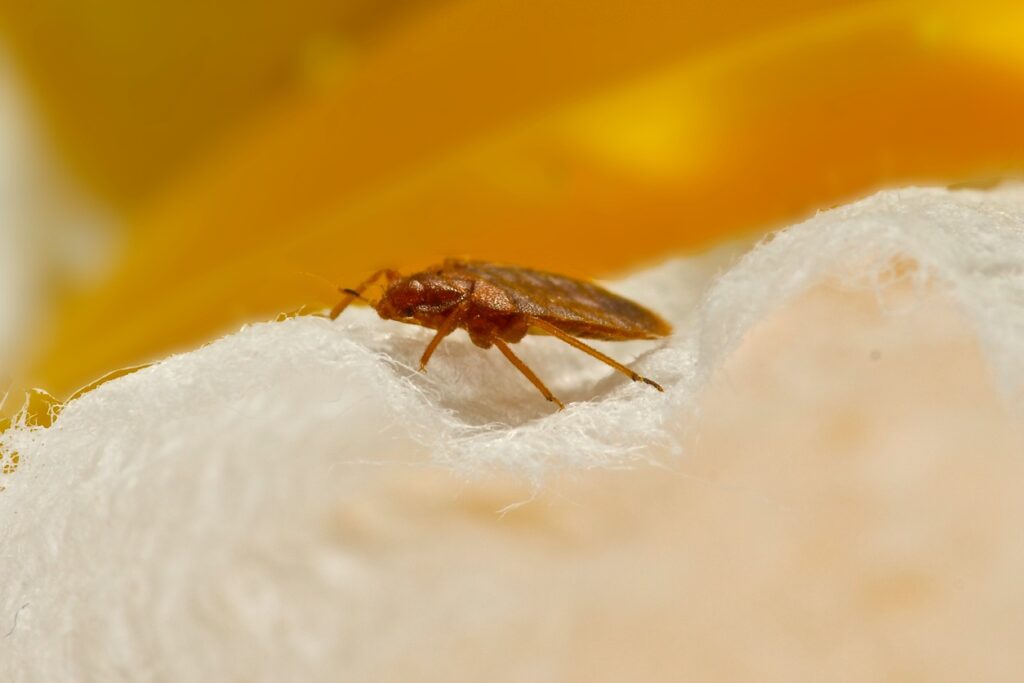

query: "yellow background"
xmin=1 ymin=0 xmax=1023 ymax=398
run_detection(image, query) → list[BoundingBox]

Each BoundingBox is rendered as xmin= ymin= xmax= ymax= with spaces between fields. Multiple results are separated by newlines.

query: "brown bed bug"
xmin=331 ymin=259 xmax=671 ymax=409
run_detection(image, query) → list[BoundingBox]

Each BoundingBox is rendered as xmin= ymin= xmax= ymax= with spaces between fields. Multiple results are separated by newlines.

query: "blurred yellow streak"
xmin=12 ymin=0 xmax=1024 ymax=398
xmin=561 ymin=79 xmax=712 ymax=180
xmin=0 ymin=0 xmax=431 ymax=204
xmin=940 ymin=5 xmax=1024 ymax=68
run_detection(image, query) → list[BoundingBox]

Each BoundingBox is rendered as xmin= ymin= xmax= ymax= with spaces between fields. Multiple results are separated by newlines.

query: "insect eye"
xmin=403 ymin=307 xmax=415 ymax=317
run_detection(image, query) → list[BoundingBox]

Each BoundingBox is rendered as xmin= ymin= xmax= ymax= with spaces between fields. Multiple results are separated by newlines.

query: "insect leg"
xmin=418 ymin=300 xmax=469 ymax=371
xmin=330 ymin=269 xmax=400 ymax=319
xmin=493 ymin=338 xmax=565 ymax=410
xmin=527 ymin=316 xmax=664 ymax=392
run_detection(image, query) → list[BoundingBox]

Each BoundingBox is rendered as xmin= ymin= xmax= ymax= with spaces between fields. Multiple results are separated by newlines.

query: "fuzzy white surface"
xmin=3 ymin=187 xmax=1024 ymax=681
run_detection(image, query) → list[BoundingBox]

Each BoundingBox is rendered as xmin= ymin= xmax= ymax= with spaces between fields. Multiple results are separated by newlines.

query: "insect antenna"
xmin=341 ymin=288 xmax=371 ymax=303
xmin=331 ymin=286 xmax=378 ymax=319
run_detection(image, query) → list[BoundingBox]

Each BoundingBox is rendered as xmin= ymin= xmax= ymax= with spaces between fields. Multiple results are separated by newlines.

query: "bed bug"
xmin=331 ymin=259 xmax=671 ymax=409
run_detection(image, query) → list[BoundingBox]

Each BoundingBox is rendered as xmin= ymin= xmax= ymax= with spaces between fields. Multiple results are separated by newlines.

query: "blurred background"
xmin=0 ymin=0 xmax=1023 ymax=402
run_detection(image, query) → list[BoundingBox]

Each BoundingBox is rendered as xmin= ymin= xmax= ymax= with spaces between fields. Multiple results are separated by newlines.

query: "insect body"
xmin=332 ymin=259 xmax=671 ymax=409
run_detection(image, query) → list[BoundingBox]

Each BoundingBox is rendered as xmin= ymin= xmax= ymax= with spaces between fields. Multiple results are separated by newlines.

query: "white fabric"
xmin=3 ymin=187 xmax=1024 ymax=681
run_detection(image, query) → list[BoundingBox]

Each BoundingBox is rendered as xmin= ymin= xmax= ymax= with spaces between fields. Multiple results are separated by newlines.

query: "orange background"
xmin=1 ymin=0 xmax=1023 ymax=398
